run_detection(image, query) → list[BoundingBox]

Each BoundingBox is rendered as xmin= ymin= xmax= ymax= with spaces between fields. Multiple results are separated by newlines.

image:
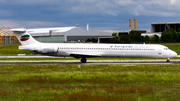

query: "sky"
xmin=0 ymin=0 xmax=180 ymax=32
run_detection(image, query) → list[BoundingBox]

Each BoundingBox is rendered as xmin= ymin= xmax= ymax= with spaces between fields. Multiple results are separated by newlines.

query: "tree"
xmin=144 ymin=35 xmax=151 ymax=43
xmin=177 ymin=28 xmax=180 ymax=33
xmin=119 ymin=35 xmax=131 ymax=43
xmin=151 ymin=35 xmax=160 ymax=43
xmin=129 ymin=30 xmax=142 ymax=43
xmin=110 ymin=36 xmax=120 ymax=43
xmin=112 ymin=32 xmax=118 ymax=36
xmin=91 ymin=38 xmax=98 ymax=43
xmin=86 ymin=38 xmax=91 ymax=42
xmin=161 ymin=28 xmax=177 ymax=43
xmin=176 ymin=28 xmax=180 ymax=42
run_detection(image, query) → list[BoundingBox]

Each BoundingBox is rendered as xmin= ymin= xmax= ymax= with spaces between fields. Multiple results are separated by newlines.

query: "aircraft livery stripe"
xmin=20 ymin=38 xmax=29 ymax=41
xmin=21 ymin=35 xmax=30 ymax=38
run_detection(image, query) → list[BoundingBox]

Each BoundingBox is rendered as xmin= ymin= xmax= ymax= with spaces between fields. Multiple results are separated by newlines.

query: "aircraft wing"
xmin=68 ymin=52 xmax=102 ymax=58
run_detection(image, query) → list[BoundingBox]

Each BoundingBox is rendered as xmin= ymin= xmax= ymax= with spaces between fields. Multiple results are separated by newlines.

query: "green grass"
xmin=0 ymin=44 xmax=33 ymax=56
xmin=0 ymin=64 xmax=180 ymax=100
xmin=161 ymin=43 xmax=180 ymax=54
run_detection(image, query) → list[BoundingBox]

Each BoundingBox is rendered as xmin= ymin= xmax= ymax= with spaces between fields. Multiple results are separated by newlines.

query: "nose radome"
xmin=174 ymin=52 xmax=177 ymax=57
xmin=171 ymin=51 xmax=177 ymax=57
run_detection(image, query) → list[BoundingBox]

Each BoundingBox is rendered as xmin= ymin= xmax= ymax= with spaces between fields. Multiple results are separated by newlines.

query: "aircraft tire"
xmin=166 ymin=58 xmax=170 ymax=62
xmin=81 ymin=58 xmax=87 ymax=63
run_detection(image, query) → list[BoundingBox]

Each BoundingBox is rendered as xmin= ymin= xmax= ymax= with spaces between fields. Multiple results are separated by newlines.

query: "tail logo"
xmin=20 ymin=35 xmax=30 ymax=41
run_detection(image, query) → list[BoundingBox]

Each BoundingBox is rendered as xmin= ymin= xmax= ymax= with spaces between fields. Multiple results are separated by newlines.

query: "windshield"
xmin=164 ymin=47 xmax=169 ymax=50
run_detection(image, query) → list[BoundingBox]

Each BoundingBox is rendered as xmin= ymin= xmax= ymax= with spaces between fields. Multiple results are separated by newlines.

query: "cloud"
xmin=171 ymin=0 xmax=177 ymax=5
xmin=0 ymin=20 xmax=65 ymax=28
xmin=0 ymin=0 xmax=180 ymax=30
xmin=69 ymin=0 xmax=119 ymax=16
xmin=130 ymin=4 xmax=176 ymax=17
xmin=61 ymin=0 xmax=180 ymax=17
xmin=0 ymin=0 xmax=6 ymax=3
xmin=1 ymin=0 xmax=180 ymax=17
xmin=0 ymin=0 xmax=59 ymax=5
xmin=0 ymin=20 xmax=22 ymax=28
xmin=115 ymin=0 xmax=135 ymax=6
xmin=0 ymin=10 xmax=12 ymax=17
xmin=113 ymin=0 xmax=180 ymax=17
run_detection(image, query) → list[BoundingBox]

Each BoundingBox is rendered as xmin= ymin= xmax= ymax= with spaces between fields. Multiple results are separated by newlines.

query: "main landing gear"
xmin=166 ymin=58 xmax=170 ymax=62
xmin=81 ymin=58 xmax=87 ymax=63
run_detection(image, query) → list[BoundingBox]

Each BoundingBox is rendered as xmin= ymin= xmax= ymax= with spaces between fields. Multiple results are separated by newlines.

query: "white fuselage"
xmin=11 ymin=28 xmax=177 ymax=63
xmin=19 ymin=43 xmax=177 ymax=59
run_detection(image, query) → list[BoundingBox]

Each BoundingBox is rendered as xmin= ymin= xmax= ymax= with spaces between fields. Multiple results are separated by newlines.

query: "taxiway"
xmin=0 ymin=62 xmax=179 ymax=65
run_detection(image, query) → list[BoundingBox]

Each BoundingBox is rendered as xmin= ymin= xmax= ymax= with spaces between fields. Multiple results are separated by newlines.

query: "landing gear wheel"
xmin=81 ymin=58 xmax=87 ymax=63
xmin=166 ymin=58 xmax=170 ymax=62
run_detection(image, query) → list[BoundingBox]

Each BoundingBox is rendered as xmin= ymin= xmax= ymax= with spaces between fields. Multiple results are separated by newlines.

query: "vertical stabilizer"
xmin=11 ymin=28 xmax=40 ymax=45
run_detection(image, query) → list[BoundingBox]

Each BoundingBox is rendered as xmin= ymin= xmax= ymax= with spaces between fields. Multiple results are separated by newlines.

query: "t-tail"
xmin=11 ymin=28 xmax=56 ymax=54
xmin=11 ymin=28 xmax=40 ymax=45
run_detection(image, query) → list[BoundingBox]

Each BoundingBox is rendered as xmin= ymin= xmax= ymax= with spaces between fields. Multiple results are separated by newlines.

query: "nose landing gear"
xmin=166 ymin=58 xmax=170 ymax=62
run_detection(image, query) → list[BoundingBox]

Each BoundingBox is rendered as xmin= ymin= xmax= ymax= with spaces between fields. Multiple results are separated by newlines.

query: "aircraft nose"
xmin=171 ymin=51 xmax=177 ymax=57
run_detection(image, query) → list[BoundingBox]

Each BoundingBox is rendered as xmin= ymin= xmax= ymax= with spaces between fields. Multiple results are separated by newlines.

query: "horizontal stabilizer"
xmin=11 ymin=28 xmax=26 ymax=32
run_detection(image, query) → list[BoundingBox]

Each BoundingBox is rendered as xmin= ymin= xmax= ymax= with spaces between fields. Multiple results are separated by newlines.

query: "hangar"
xmin=151 ymin=22 xmax=180 ymax=33
xmin=0 ymin=26 xmax=19 ymax=45
xmin=0 ymin=25 xmax=112 ymax=45
xmin=27 ymin=26 xmax=112 ymax=43
xmin=141 ymin=22 xmax=180 ymax=37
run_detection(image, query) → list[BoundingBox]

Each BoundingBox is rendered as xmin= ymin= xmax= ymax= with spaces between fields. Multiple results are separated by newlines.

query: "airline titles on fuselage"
xmin=110 ymin=45 xmax=150 ymax=49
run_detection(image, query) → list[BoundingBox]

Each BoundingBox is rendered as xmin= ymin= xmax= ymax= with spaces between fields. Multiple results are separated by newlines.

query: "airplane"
xmin=11 ymin=28 xmax=177 ymax=63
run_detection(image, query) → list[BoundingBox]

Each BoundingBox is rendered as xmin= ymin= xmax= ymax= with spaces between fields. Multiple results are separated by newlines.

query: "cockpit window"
xmin=164 ymin=47 xmax=169 ymax=50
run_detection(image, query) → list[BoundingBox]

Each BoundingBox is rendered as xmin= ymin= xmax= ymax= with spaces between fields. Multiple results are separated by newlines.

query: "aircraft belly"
xmin=59 ymin=52 xmax=69 ymax=56
xmin=102 ymin=51 xmax=159 ymax=58
xmin=57 ymin=51 xmax=69 ymax=56
xmin=56 ymin=49 xmax=164 ymax=58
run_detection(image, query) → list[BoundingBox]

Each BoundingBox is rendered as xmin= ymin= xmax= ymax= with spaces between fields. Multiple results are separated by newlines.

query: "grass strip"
xmin=0 ymin=64 xmax=180 ymax=100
